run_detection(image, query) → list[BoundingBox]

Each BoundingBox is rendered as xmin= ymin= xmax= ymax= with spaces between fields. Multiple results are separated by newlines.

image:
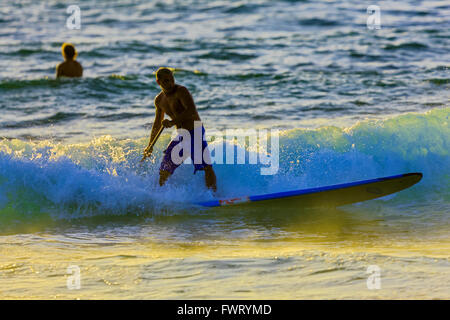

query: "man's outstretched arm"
xmin=144 ymin=104 xmax=164 ymax=155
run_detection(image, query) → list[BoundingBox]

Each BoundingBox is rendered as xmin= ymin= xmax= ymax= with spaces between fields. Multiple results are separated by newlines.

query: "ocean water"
xmin=0 ymin=0 xmax=449 ymax=299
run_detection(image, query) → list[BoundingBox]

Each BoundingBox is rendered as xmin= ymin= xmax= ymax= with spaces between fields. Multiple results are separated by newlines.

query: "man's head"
xmin=156 ymin=67 xmax=175 ymax=92
xmin=61 ymin=43 xmax=77 ymax=61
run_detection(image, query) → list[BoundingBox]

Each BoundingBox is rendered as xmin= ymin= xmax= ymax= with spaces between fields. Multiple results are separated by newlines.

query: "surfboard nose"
xmin=403 ymin=172 xmax=423 ymax=183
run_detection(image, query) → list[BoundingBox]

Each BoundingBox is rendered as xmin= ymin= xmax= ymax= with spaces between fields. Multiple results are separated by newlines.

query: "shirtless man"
xmin=143 ymin=67 xmax=217 ymax=191
xmin=56 ymin=43 xmax=83 ymax=78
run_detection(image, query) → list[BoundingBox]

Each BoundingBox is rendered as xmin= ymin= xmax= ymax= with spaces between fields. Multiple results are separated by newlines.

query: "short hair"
xmin=156 ymin=67 xmax=173 ymax=79
xmin=62 ymin=43 xmax=77 ymax=60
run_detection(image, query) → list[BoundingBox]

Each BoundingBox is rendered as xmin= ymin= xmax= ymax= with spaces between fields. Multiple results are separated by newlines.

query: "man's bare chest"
xmin=160 ymin=95 xmax=185 ymax=116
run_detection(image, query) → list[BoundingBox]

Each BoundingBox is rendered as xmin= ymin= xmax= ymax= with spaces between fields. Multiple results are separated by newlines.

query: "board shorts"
xmin=160 ymin=125 xmax=212 ymax=175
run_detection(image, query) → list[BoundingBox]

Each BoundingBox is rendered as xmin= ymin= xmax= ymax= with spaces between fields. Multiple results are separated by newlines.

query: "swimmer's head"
xmin=156 ymin=67 xmax=175 ymax=92
xmin=61 ymin=43 xmax=77 ymax=61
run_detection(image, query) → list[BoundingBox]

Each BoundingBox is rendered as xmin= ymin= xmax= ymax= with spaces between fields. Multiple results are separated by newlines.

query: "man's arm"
xmin=149 ymin=105 xmax=164 ymax=144
xmin=78 ymin=62 xmax=83 ymax=77
xmin=56 ymin=63 xmax=62 ymax=78
xmin=144 ymin=97 xmax=164 ymax=155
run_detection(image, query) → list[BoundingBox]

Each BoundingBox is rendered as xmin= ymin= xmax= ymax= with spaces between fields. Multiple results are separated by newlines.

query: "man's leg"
xmin=159 ymin=136 xmax=183 ymax=187
xmin=159 ymin=169 xmax=172 ymax=186
xmin=204 ymin=165 xmax=217 ymax=192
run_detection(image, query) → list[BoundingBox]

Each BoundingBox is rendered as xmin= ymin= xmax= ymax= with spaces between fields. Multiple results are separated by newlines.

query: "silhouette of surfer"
xmin=142 ymin=67 xmax=217 ymax=192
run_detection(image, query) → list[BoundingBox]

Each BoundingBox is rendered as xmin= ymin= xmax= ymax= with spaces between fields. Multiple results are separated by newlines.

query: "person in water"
xmin=56 ymin=43 xmax=83 ymax=78
xmin=143 ymin=67 xmax=217 ymax=191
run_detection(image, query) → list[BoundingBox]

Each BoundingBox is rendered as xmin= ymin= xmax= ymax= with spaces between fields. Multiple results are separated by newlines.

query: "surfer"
xmin=56 ymin=43 xmax=83 ymax=78
xmin=143 ymin=67 xmax=217 ymax=192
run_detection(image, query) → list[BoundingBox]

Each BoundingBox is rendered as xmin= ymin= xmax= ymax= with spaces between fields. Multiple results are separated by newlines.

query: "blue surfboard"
xmin=197 ymin=172 xmax=422 ymax=208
